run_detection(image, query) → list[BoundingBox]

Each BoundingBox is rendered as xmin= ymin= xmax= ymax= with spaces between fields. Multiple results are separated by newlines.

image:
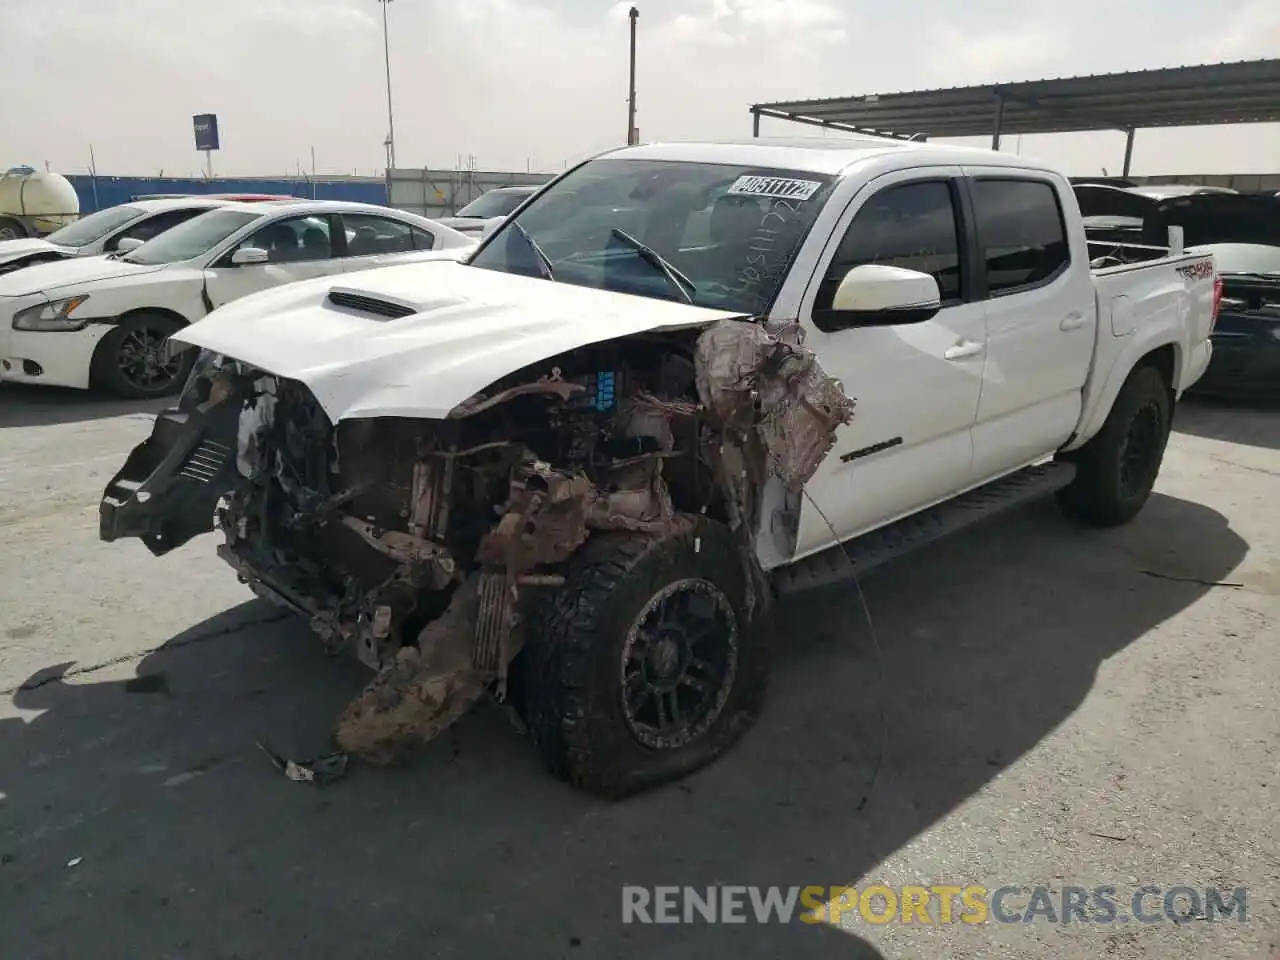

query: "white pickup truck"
xmin=99 ymin=137 xmax=1217 ymax=797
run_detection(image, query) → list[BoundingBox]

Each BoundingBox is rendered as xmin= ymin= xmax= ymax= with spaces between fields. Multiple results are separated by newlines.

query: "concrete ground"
xmin=1 ymin=382 xmax=1277 ymax=960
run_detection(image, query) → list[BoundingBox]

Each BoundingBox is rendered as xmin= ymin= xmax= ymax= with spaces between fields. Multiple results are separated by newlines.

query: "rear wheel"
xmin=0 ymin=217 xmax=25 ymax=241
xmin=1057 ymin=364 xmax=1172 ymax=527
xmin=91 ymin=313 xmax=195 ymax=399
xmin=515 ymin=518 xmax=768 ymax=799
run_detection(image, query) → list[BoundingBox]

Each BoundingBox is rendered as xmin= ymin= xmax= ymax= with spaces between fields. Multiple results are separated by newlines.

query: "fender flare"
xmin=1062 ymin=330 xmax=1182 ymax=452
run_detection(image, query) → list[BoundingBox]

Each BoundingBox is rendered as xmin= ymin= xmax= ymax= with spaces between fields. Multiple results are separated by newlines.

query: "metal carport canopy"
xmin=749 ymin=59 xmax=1280 ymax=175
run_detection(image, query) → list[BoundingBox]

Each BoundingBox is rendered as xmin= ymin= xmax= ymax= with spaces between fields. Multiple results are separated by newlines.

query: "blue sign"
xmin=193 ymin=114 xmax=220 ymax=152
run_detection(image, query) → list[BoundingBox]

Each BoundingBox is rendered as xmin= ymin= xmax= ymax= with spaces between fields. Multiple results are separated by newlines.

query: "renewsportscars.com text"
xmin=621 ymin=884 xmax=1248 ymax=926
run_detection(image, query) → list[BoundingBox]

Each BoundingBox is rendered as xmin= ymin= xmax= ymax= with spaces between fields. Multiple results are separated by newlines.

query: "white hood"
xmin=0 ymin=236 xmax=76 ymax=266
xmin=176 ymin=259 xmax=745 ymax=422
xmin=0 ymin=254 xmax=165 ymax=297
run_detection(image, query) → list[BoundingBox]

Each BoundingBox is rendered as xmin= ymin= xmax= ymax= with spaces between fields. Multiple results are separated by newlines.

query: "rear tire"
xmin=514 ymin=518 xmax=768 ymax=799
xmin=1056 ymin=364 xmax=1172 ymax=527
xmin=90 ymin=313 xmax=196 ymax=400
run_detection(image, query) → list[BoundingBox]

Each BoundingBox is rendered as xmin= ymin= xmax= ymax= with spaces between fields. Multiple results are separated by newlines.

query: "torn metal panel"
xmin=449 ymin=376 xmax=585 ymax=418
xmin=335 ymin=577 xmax=488 ymax=764
xmin=587 ymin=454 xmax=676 ymax=533
xmin=476 ymin=461 xmax=593 ymax=573
xmin=693 ymin=318 xmax=856 ymax=490
xmin=339 ymin=515 xmax=456 ymax=584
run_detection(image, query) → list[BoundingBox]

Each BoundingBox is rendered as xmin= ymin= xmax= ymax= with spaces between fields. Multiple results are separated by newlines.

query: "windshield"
xmin=455 ymin=189 xmax=536 ymax=219
xmin=468 ymin=158 xmax=837 ymax=314
xmin=122 ymin=209 xmax=262 ymax=265
xmin=44 ymin=205 xmax=144 ymax=247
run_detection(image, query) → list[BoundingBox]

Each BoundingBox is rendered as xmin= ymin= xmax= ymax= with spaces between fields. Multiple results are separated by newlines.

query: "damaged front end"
xmin=99 ymin=318 xmax=854 ymax=765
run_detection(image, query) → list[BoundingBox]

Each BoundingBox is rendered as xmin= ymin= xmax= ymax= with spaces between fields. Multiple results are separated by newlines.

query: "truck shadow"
xmin=0 ymin=492 xmax=1247 ymax=959
xmin=0 ymin=383 xmax=167 ymax=428
xmin=1175 ymin=395 xmax=1280 ymax=450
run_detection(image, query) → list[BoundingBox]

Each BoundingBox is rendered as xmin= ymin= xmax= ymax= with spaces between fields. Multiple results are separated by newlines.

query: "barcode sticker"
xmin=726 ymin=175 xmax=823 ymax=201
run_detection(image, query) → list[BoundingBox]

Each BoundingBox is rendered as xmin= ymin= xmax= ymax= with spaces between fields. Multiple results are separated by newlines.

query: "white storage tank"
xmin=0 ymin=167 xmax=81 ymax=239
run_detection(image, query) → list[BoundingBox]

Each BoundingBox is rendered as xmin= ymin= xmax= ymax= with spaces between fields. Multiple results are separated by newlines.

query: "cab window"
xmin=970 ymin=179 xmax=1070 ymax=294
xmin=815 ymin=180 xmax=963 ymax=315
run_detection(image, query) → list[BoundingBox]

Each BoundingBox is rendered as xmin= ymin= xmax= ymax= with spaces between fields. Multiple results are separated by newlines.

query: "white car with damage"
xmin=0 ymin=200 xmax=476 ymax=398
xmin=0 ymin=196 xmax=280 ymax=277
xmin=99 ymin=138 xmax=1218 ymax=796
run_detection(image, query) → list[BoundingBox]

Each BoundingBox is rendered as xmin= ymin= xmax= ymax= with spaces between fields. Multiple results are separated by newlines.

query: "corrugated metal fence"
xmin=67 ymin=175 xmax=388 ymax=213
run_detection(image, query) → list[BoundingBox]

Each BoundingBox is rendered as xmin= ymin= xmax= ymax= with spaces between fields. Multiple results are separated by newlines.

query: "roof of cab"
xmin=599 ymin=136 xmax=1061 ymax=177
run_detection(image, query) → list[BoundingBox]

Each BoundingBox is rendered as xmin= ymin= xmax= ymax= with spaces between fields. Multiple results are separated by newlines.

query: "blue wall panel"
xmin=65 ymin=175 xmax=388 ymax=213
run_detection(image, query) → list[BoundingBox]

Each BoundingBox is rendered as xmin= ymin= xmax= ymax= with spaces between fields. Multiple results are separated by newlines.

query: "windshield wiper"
xmin=609 ymin=228 xmax=695 ymax=303
xmin=510 ymin=221 xmax=555 ymax=280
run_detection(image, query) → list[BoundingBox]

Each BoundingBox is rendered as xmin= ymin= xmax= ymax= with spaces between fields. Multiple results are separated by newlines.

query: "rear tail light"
xmin=1210 ymin=275 xmax=1223 ymax=333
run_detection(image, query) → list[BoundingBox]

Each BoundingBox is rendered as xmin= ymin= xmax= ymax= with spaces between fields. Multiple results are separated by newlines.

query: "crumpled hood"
xmin=0 ymin=236 xmax=76 ymax=267
xmin=175 ymin=259 xmax=746 ymax=422
xmin=0 ymin=253 xmax=165 ymax=296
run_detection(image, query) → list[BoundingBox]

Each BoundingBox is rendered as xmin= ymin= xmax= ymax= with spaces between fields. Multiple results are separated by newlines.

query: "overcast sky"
xmin=2 ymin=0 xmax=1278 ymax=179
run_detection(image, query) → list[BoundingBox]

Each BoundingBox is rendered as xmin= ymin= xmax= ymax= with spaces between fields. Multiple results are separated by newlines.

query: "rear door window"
xmin=971 ymin=179 xmax=1070 ymax=295
xmin=340 ymin=214 xmax=417 ymax=256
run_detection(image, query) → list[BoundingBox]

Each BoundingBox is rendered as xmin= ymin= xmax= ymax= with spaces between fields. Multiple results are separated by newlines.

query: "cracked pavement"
xmin=1 ymin=383 xmax=1278 ymax=960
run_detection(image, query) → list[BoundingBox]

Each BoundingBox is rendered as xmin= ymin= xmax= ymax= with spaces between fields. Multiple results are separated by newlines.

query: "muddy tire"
xmin=1056 ymin=363 xmax=1172 ymax=527
xmin=90 ymin=312 xmax=195 ymax=399
xmin=515 ymin=517 xmax=767 ymax=799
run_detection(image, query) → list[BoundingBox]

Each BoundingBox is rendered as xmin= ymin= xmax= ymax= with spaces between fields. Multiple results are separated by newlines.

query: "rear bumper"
xmin=1178 ymin=337 xmax=1213 ymax=396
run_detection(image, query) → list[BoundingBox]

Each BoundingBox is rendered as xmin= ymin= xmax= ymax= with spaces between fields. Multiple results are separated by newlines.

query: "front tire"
xmin=516 ymin=518 xmax=768 ymax=799
xmin=1057 ymin=363 xmax=1172 ymax=527
xmin=90 ymin=313 xmax=195 ymax=399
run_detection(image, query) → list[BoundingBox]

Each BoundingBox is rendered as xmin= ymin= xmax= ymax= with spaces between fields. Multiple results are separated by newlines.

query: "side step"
xmin=773 ymin=461 xmax=1077 ymax=597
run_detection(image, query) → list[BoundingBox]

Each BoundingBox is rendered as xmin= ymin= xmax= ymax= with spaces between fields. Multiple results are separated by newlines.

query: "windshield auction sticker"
xmin=727 ymin=175 xmax=823 ymax=201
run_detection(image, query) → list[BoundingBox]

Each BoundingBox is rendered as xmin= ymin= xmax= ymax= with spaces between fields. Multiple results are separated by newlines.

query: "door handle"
xmin=944 ymin=340 xmax=984 ymax=360
xmin=1060 ymin=312 xmax=1086 ymax=331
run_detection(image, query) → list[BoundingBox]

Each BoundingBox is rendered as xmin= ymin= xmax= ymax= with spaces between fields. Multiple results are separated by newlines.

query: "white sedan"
xmin=0 ymin=195 xmax=283 ymax=276
xmin=0 ymin=200 xmax=475 ymax=398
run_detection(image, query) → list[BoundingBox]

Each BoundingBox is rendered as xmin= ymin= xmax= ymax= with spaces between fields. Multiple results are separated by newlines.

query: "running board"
xmin=773 ymin=461 xmax=1077 ymax=597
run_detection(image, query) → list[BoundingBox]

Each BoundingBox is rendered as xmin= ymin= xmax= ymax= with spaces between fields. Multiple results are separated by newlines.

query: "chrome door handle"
xmin=1060 ymin=312 xmax=1086 ymax=331
xmin=944 ymin=340 xmax=984 ymax=360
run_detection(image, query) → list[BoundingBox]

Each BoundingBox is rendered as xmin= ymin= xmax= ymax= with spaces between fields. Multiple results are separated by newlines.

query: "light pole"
xmin=627 ymin=7 xmax=638 ymax=145
xmin=378 ymin=0 xmax=396 ymax=171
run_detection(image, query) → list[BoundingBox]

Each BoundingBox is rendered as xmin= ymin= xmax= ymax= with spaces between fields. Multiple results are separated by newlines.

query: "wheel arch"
xmin=116 ymin=305 xmax=191 ymax=328
xmin=88 ymin=307 xmax=195 ymax=395
xmin=1063 ymin=336 xmax=1182 ymax=452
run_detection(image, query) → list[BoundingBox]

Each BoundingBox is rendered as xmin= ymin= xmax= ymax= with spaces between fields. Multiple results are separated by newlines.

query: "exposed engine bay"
xmin=100 ymin=317 xmax=855 ymax=765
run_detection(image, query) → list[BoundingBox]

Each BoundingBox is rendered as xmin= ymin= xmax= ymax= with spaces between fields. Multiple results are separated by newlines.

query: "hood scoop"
xmin=326 ymin=286 xmax=470 ymax=321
